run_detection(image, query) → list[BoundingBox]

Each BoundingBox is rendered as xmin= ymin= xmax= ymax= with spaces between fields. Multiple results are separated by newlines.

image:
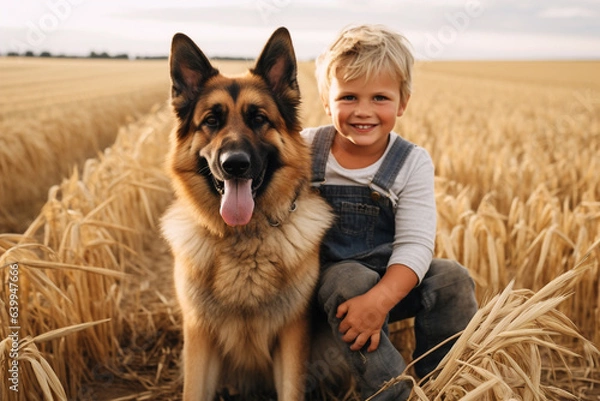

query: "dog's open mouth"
xmin=213 ymin=168 xmax=266 ymax=227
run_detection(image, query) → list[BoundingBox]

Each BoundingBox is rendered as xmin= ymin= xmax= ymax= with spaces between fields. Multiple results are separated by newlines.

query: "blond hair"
xmin=315 ymin=24 xmax=414 ymax=106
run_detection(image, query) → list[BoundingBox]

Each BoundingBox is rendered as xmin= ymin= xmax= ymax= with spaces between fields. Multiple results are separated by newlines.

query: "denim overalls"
xmin=310 ymin=125 xmax=478 ymax=401
xmin=311 ymin=125 xmax=415 ymax=275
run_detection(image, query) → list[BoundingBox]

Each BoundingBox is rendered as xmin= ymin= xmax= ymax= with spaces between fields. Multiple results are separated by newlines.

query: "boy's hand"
xmin=336 ymin=264 xmax=419 ymax=353
xmin=336 ymin=292 xmax=387 ymax=352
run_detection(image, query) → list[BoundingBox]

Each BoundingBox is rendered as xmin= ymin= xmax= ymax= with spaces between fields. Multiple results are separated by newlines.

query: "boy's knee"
xmin=423 ymin=259 xmax=478 ymax=313
xmin=318 ymin=261 xmax=380 ymax=307
xmin=429 ymin=259 xmax=474 ymax=290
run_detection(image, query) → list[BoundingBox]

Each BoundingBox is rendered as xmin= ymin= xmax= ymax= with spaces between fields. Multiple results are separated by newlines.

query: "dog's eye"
xmin=251 ymin=114 xmax=268 ymax=127
xmin=203 ymin=115 xmax=219 ymax=129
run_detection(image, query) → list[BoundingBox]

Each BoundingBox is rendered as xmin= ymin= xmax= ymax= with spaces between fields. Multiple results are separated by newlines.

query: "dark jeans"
xmin=317 ymin=258 xmax=478 ymax=400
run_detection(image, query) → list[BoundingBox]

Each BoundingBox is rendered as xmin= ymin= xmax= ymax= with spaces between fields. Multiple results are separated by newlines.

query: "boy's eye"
xmin=374 ymin=95 xmax=388 ymax=101
xmin=340 ymin=95 xmax=355 ymax=101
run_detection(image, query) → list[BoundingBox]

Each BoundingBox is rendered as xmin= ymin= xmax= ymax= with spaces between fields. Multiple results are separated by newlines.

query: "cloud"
xmin=538 ymin=6 xmax=597 ymax=19
xmin=2 ymin=0 xmax=600 ymax=59
xmin=419 ymin=30 xmax=600 ymax=60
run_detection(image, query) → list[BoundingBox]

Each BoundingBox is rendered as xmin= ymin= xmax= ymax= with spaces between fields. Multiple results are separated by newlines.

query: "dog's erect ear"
xmin=170 ymin=33 xmax=218 ymax=119
xmin=252 ymin=27 xmax=300 ymax=130
xmin=252 ymin=27 xmax=299 ymax=102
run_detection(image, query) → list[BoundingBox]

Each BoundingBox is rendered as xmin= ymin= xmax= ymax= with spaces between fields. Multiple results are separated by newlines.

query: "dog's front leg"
xmin=182 ymin=319 xmax=221 ymax=401
xmin=273 ymin=314 xmax=310 ymax=401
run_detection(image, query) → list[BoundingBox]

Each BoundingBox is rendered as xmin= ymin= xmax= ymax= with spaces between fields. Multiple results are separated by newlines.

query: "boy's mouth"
xmin=352 ymin=124 xmax=376 ymax=130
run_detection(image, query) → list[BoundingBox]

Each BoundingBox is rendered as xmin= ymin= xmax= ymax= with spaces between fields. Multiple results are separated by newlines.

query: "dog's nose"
xmin=220 ymin=151 xmax=251 ymax=177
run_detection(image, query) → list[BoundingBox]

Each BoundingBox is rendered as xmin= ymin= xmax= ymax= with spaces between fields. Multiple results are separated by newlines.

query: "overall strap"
xmin=310 ymin=125 xmax=336 ymax=185
xmin=370 ymin=136 xmax=416 ymax=206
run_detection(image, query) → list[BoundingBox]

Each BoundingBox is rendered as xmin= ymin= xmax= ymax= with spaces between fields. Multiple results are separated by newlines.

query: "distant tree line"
xmin=2 ymin=51 xmax=248 ymax=61
xmin=2 ymin=50 xmax=167 ymax=60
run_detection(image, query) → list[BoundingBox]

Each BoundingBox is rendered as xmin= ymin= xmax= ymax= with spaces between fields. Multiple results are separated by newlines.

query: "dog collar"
xmin=267 ymin=188 xmax=301 ymax=227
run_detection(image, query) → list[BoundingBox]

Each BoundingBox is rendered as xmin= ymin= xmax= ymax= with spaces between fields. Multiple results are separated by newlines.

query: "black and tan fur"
xmin=160 ymin=28 xmax=333 ymax=400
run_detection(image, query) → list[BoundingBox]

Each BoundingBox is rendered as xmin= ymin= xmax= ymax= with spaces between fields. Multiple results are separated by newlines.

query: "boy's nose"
xmin=354 ymin=99 xmax=373 ymax=117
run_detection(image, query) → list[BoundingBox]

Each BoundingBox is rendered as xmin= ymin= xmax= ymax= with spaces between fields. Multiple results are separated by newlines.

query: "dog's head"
xmin=168 ymin=28 xmax=309 ymax=230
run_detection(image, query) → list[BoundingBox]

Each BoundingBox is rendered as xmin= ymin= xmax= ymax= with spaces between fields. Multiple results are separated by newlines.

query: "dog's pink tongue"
xmin=220 ymin=179 xmax=255 ymax=226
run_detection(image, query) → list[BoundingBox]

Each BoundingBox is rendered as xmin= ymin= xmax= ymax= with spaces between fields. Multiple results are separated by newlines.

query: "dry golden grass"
xmin=0 ymin=102 xmax=175 ymax=400
xmin=382 ymin=259 xmax=600 ymax=400
xmin=0 ymin=59 xmax=598 ymax=400
xmin=0 ymin=57 xmax=170 ymax=233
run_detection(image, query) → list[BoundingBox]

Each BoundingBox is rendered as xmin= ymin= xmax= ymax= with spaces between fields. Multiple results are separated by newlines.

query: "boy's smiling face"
xmin=324 ymin=70 xmax=408 ymax=156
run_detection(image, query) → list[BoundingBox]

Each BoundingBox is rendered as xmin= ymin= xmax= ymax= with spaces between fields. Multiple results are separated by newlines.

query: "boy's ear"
xmin=320 ymin=90 xmax=333 ymax=116
xmin=170 ymin=33 xmax=219 ymax=119
xmin=323 ymin=99 xmax=332 ymax=116
xmin=397 ymin=94 xmax=411 ymax=117
xmin=252 ymin=27 xmax=300 ymax=102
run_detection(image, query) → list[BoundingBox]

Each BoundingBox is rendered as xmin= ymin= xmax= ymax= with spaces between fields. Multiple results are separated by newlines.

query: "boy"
xmin=302 ymin=25 xmax=478 ymax=400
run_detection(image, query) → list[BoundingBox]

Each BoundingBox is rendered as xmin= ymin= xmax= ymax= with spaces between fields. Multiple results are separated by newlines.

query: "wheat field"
xmin=0 ymin=58 xmax=171 ymax=234
xmin=0 ymin=56 xmax=598 ymax=400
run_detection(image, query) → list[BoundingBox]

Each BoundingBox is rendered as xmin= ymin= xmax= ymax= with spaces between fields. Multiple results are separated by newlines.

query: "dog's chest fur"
xmin=162 ymin=194 xmax=329 ymax=319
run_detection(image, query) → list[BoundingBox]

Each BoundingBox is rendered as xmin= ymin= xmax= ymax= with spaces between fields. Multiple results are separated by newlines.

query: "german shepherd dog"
xmin=160 ymin=28 xmax=333 ymax=400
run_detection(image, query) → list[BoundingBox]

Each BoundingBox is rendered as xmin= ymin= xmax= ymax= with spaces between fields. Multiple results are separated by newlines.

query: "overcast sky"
xmin=2 ymin=0 xmax=600 ymax=60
